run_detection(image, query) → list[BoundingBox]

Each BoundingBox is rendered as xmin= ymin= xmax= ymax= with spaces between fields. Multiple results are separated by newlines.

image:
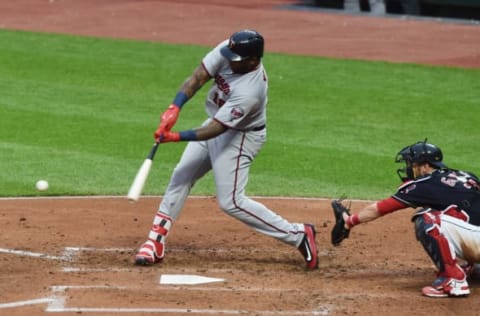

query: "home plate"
xmin=160 ymin=274 xmax=225 ymax=285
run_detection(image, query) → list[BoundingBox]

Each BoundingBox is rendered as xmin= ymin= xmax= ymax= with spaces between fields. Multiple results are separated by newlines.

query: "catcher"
xmin=331 ymin=139 xmax=480 ymax=298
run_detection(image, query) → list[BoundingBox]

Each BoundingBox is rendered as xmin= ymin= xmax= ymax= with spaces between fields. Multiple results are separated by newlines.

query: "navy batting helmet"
xmin=220 ymin=29 xmax=264 ymax=62
xmin=395 ymin=139 xmax=447 ymax=181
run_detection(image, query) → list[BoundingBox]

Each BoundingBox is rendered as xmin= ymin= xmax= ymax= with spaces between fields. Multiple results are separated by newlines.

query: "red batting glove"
xmin=154 ymin=104 xmax=180 ymax=140
xmin=161 ymin=104 xmax=180 ymax=130
xmin=156 ymin=131 xmax=180 ymax=143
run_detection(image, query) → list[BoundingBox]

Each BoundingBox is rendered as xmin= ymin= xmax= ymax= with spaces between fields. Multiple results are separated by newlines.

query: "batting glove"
xmin=156 ymin=131 xmax=180 ymax=143
xmin=154 ymin=104 xmax=180 ymax=139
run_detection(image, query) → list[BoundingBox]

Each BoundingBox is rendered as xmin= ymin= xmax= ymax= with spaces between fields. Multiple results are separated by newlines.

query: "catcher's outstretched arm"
xmin=346 ymin=203 xmax=378 ymax=227
xmin=342 ymin=197 xmax=409 ymax=231
xmin=331 ymin=197 xmax=411 ymax=246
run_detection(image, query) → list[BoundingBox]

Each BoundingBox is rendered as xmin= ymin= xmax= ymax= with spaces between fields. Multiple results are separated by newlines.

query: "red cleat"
xmin=298 ymin=224 xmax=319 ymax=270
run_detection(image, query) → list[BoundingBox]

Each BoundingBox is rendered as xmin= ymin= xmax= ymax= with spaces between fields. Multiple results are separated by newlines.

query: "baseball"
xmin=36 ymin=180 xmax=49 ymax=191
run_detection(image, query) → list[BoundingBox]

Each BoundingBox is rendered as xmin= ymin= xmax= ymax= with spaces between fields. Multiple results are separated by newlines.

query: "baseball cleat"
xmin=134 ymin=240 xmax=163 ymax=266
xmin=298 ymin=224 xmax=319 ymax=270
xmin=422 ymin=276 xmax=470 ymax=298
xmin=134 ymin=255 xmax=155 ymax=266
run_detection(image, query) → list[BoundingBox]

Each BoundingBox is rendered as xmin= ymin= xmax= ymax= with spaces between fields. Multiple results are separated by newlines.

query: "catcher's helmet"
xmin=220 ymin=29 xmax=264 ymax=62
xmin=395 ymin=139 xmax=446 ymax=181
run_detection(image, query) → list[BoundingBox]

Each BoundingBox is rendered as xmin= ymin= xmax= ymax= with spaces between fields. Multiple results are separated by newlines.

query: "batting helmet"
xmin=220 ymin=29 xmax=264 ymax=62
xmin=395 ymin=139 xmax=447 ymax=180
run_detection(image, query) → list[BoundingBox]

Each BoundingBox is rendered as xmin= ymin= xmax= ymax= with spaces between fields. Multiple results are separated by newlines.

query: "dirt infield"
xmin=0 ymin=197 xmax=458 ymax=316
xmin=1 ymin=1 xmax=480 ymax=315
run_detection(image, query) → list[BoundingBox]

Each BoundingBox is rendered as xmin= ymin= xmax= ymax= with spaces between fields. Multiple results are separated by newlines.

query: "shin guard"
xmin=135 ymin=213 xmax=172 ymax=265
xmin=414 ymin=212 xmax=465 ymax=280
xmin=148 ymin=213 xmax=173 ymax=259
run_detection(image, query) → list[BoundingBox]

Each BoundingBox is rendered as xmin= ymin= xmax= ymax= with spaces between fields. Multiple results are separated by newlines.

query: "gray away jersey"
xmin=201 ymin=39 xmax=268 ymax=131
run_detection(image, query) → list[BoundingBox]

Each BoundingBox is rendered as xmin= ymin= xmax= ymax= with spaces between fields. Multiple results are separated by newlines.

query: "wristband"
xmin=179 ymin=130 xmax=197 ymax=141
xmin=172 ymin=92 xmax=188 ymax=109
xmin=346 ymin=214 xmax=360 ymax=228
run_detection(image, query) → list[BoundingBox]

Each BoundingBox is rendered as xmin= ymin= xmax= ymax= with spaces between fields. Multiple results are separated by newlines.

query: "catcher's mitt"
xmin=331 ymin=199 xmax=351 ymax=246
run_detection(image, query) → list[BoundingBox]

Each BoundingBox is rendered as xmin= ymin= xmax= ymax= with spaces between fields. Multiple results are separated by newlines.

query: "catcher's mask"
xmin=220 ymin=29 xmax=264 ymax=62
xmin=395 ymin=139 xmax=447 ymax=181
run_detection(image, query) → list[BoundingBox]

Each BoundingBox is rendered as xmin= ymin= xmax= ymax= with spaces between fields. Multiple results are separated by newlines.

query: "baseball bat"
xmin=127 ymin=142 xmax=159 ymax=202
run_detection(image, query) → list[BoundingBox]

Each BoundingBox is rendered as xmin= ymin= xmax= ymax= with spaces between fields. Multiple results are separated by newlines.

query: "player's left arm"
xmin=188 ymin=119 xmax=228 ymax=141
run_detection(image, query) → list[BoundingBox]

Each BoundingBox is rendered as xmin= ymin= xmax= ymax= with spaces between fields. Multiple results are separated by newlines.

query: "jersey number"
xmin=441 ymin=171 xmax=479 ymax=190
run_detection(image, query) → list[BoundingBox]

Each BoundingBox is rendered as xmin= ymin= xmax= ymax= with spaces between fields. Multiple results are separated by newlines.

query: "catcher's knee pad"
xmin=414 ymin=212 xmax=457 ymax=273
xmin=414 ymin=210 xmax=436 ymax=241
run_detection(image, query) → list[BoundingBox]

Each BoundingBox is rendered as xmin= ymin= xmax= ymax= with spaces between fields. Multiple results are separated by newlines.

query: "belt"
xmin=252 ymin=124 xmax=266 ymax=131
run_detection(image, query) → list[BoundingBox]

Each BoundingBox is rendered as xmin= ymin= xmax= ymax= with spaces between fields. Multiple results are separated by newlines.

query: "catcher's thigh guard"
xmin=414 ymin=212 xmax=457 ymax=274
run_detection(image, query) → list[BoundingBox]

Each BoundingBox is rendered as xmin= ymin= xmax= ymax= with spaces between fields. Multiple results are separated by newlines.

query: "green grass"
xmin=1 ymin=29 xmax=479 ymax=199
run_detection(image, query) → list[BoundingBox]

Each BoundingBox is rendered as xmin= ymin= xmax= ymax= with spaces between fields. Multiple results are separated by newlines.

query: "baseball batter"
xmin=331 ymin=140 xmax=480 ymax=298
xmin=135 ymin=29 xmax=318 ymax=270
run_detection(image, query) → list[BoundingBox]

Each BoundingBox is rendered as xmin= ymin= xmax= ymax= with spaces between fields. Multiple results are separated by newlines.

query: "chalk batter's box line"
xmin=44 ymin=285 xmax=330 ymax=315
xmin=0 ymin=249 xmax=329 ymax=315
xmin=0 ymin=286 xmax=329 ymax=314
xmin=0 ymin=246 xmax=312 ymax=263
xmin=0 ymin=246 xmax=132 ymax=262
xmin=0 ymin=284 xmax=331 ymax=314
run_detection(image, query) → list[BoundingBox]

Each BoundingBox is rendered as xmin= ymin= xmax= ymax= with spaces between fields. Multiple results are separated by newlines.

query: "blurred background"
xmin=301 ymin=0 xmax=480 ymax=20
